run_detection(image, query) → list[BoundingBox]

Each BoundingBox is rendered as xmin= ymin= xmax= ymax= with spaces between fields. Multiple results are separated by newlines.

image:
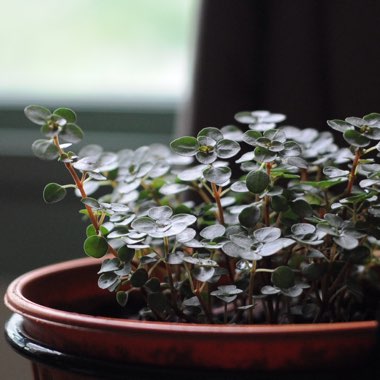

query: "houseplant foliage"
xmin=25 ymin=105 xmax=380 ymax=325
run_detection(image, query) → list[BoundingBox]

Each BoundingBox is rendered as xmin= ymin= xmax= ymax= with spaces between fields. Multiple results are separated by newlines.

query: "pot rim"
xmin=4 ymin=257 xmax=378 ymax=336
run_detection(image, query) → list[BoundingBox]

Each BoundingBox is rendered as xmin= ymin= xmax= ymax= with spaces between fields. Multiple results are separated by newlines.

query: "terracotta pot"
xmin=4 ymin=257 xmax=380 ymax=379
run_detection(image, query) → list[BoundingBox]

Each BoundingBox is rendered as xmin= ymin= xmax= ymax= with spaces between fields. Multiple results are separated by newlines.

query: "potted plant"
xmin=4 ymin=106 xmax=380 ymax=379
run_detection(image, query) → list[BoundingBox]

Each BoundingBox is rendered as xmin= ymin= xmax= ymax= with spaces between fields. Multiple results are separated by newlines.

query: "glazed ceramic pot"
xmin=4 ymin=257 xmax=379 ymax=380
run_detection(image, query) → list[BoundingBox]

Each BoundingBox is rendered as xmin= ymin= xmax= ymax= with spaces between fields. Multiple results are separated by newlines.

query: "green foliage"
xmin=246 ymin=170 xmax=270 ymax=194
xmin=83 ymin=236 xmax=108 ymax=258
xmin=43 ymin=183 xmax=67 ymax=203
xmin=28 ymin=104 xmax=380 ymax=325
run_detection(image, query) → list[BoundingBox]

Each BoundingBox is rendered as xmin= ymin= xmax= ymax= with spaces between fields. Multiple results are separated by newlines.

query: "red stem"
xmin=346 ymin=149 xmax=361 ymax=196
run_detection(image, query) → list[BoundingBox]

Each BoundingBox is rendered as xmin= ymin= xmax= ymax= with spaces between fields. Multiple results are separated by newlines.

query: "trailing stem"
xmin=52 ymin=136 xmax=119 ymax=257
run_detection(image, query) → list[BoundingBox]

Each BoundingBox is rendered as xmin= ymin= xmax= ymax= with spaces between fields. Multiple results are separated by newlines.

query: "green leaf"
xmin=86 ymin=224 xmax=97 ymax=237
xmin=327 ymin=119 xmax=353 ymax=132
xmin=115 ymin=263 xmax=132 ymax=276
xmin=282 ymin=141 xmax=302 ymax=157
xmin=43 ymin=183 xmax=67 ymax=204
xmin=254 ymin=227 xmax=281 ymax=243
xmin=53 ymin=107 xmax=77 ymax=123
xmin=98 ymin=272 xmax=119 ymax=290
xmin=32 ymin=139 xmax=59 ymax=160
xmin=170 ymin=136 xmax=199 ymax=156
xmin=210 ymin=285 xmax=243 ymax=303
xmin=200 ymin=224 xmax=226 ymax=240
xmin=271 ymin=195 xmax=289 ymax=212
xmin=254 ymin=146 xmax=277 ymax=162
xmin=246 ymin=170 xmax=270 ymax=194
xmin=238 ymin=205 xmax=261 ymax=228
xmin=81 ymin=197 xmax=101 ymax=209
xmin=287 ymin=156 xmax=308 ymax=169
xmin=259 ymin=238 xmax=294 ymax=256
xmin=203 ymin=166 xmax=231 ymax=185
xmin=363 ymin=113 xmax=380 ymax=122
xmin=242 ymin=130 xmax=262 ymax=145
xmin=197 ymin=127 xmax=224 ymax=142
xmin=83 ymin=235 xmax=108 ymax=258
xmin=159 ymin=183 xmax=189 ymax=195
xmin=261 ymin=285 xmax=281 ymax=295
xmin=291 ymin=223 xmax=316 ymax=236
xmin=195 ymin=150 xmax=217 ymax=164
xmin=343 ymin=129 xmax=370 ymax=147
xmin=302 ymin=263 xmax=327 ymax=281
xmin=216 ymin=139 xmax=241 ymax=158
xmin=282 ymin=286 xmax=303 ymax=298
xmin=192 ymin=266 xmax=215 ymax=282
xmin=117 ymin=246 xmax=135 ymax=262
xmin=98 ymin=258 xmax=121 ymax=274
xmin=271 ymin=266 xmax=295 ymax=289
xmin=116 ymin=291 xmax=129 ymax=307
xmin=323 ymin=166 xmax=349 ymax=178
xmin=24 ymin=105 xmax=51 ymax=125
xmin=60 ymin=123 xmax=84 ymax=143
xmin=148 ymin=205 xmax=173 ymax=220
xmin=333 ymin=235 xmax=358 ymax=250
xmin=130 ymin=268 xmax=148 ymax=287
xmin=301 ymin=178 xmax=346 ymax=190
xmin=291 ymin=199 xmax=313 ymax=218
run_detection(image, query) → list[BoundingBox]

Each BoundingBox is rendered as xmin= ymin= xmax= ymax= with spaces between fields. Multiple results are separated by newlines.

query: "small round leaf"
xmin=25 ymin=105 xmax=51 ymax=125
xmin=246 ymin=170 xmax=270 ymax=194
xmin=216 ymin=139 xmax=241 ymax=158
xmin=272 ymin=266 xmax=295 ymax=289
xmin=291 ymin=200 xmax=313 ymax=218
xmin=343 ymin=129 xmax=370 ymax=147
xmin=83 ymin=235 xmax=108 ymax=258
xmin=60 ymin=123 xmax=84 ymax=143
xmin=116 ymin=291 xmax=129 ymax=307
xmin=238 ymin=205 xmax=261 ymax=228
xmin=32 ymin=139 xmax=59 ymax=160
xmin=43 ymin=183 xmax=67 ymax=204
xmin=170 ymin=136 xmax=199 ymax=156
xmin=271 ymin=195 xmax=289 ymax=212
xmin=53 ymin=107 xmax=77 ymax=123
xmin=203 ymin=166 xmax=231 ymax=185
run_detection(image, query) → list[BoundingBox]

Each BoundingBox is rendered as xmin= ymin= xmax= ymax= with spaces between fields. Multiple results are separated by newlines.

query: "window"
xmin=0 ymin=0 xmax=198 ymax=155
xmin=0 ymin=0 xmax=198 ymax=107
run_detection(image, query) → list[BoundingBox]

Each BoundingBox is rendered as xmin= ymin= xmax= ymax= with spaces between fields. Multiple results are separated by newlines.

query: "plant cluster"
xmin=26 ymin=106 xmax=380 ymax=324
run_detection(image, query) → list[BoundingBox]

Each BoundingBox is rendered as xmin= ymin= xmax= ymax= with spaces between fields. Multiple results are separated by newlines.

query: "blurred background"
xmin=2 ymin=1 xmax=380 ymax=378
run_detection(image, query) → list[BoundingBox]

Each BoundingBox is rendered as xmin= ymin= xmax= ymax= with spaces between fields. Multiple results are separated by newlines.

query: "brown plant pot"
xmin=4 ymin=257 xmax=380 ymax=379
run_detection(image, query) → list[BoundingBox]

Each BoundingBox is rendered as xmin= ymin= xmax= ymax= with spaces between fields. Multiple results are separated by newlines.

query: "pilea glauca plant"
xmin=25 ymin=105 xmax=380 ymax=324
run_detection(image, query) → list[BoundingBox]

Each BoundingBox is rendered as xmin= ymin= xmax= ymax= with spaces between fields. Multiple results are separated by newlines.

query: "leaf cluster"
xmin=26 ymin=106 xmax=380 ymax=324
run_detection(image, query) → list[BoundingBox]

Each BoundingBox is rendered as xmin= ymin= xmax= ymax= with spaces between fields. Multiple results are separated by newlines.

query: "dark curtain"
xmin=180 ymin=0 xmax=380 ymax=136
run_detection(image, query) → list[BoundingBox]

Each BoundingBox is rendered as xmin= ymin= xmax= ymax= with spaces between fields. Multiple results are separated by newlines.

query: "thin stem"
xmin=191 ymin=182 xmax=212 ymax=204
xmin=247 ymin=260 xmax=257 ymax=323
xmin=255 ymin=268 xmax=274 ymax=273
xmin=211 ymin=182 xmax=225 ymax=225
xmin=194 ymin=288 xmax=214 ymax=324
xmin=264 ymin=162 xmax=272 ymax=226
xmin=163 ymin=236 xmax=178 ymax=305
xmin=346 ymin=148 xmax=361 ymax=196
